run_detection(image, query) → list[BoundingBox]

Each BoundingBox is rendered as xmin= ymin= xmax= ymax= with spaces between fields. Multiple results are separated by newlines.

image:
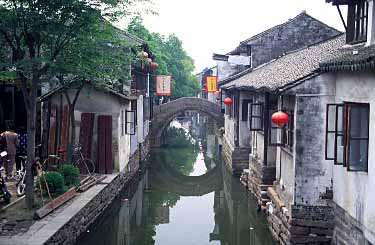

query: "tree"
xmin=49 ymin=23 xmax=135 ymax=162
xmin=127 ymin=17 xmax=200 ymax=100
xmin=0 ymin=0 xmax=148 ymax=209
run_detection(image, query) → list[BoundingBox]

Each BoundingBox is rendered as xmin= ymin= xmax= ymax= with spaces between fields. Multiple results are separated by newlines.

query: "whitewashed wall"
xmin=333 ymin=71 xmax=375 ymax=243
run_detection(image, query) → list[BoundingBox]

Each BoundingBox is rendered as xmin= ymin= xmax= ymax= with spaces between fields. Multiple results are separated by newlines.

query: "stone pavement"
xmin=0 ymin=174 xmax=117 ymax=245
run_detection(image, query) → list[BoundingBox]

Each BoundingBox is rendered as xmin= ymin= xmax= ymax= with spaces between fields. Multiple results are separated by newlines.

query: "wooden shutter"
xmin=79 ymin=113 xmax=95 ymax=159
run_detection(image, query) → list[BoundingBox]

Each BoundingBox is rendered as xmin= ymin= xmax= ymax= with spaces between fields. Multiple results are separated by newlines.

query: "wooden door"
xmin=97 ymin=115 xmax=113 ymax=174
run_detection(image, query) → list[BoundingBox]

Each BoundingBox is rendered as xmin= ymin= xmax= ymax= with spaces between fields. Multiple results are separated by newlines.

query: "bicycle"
xmin=43 ymin=145 xmax=95 ymax=175
xmin=72 ymin=143 xmax=95 ymax=176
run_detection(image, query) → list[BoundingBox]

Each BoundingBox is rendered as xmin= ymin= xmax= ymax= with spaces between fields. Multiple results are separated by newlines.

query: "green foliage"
xmin=59 ymin=164 xmax=80 ymax=188
xmin=38 ymin=172 xmax=66 ymax=196
xmin=165 ymin=127 xmax=197 ymax=148
xmin=127 ymin=17 xmax=200 ymax=99
xmin=0 ymin=0 xmax=152 ymax=208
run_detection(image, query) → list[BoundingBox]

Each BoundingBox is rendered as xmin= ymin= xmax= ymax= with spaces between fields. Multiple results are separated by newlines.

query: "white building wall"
xmin=137 ymin=95 xmax=144 ymax=143
xmin=224 ymin=114 xmax=235 ymax=149
xmin=51 ymin=86 xmax=132 ymax=172
xmin=333 ymin=71 xmax=375 ymax=243
xmin=118 ymin=103 xmax=131 ymax=172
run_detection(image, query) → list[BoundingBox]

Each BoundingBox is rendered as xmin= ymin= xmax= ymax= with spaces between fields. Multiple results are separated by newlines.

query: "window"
xmin=131 ymin=101 xmax=137 ymax=125
xmin=285 ymin=111 xmax=294 ymax=149
xmin=242 ymin=100 xmax=252 ymax=121
xmin=347 ymin=0 xmax=369 ymax=44
xmin=326 ymin=104 xmax=337 ymax=160
xmin=347 ymin=103 xmax=369 ymax=171
xmin=233 ymin=93 xmax=239 ymax=119
xmin=325 ymin=102 xmax=369 ymax=172
xmin=249 ymin=103 xmax=263 ymax=131
xmin=125 ymin=110 xmax=136 ymax=135
xmin=220 ymin=91 xmax=225 ymax=113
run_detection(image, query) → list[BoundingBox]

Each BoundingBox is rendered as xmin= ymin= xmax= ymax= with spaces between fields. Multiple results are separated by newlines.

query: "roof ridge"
xmin=239 ymin=12 xmax=341 ymax=45
xmin=221 ymin=34 xmax=345 ymax=88
xmin=239 ymin=12 xmax=305 ymax=45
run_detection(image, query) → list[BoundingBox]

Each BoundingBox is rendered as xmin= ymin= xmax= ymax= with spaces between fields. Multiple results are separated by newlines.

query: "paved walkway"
xmin=0 ymin=174 xmax=117 ymax=245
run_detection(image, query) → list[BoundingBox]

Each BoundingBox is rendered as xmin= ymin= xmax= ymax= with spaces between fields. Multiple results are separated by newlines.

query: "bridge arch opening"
xmin=151 ymin=97 xmax=224 ymax=147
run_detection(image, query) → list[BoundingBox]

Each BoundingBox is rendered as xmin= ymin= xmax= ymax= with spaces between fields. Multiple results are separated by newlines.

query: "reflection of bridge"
xmin=151 ymin=97 xmax=224 ymax=147
xmin=149 ymin=158 xmax=222 ymax=196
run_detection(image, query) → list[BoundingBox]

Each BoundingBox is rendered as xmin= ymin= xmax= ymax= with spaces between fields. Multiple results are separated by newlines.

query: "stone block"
xmin=289 ymin=218 xmax=335 ymax=229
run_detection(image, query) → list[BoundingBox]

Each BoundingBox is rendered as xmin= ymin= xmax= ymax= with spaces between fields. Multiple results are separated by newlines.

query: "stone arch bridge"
xmin=150 ymin=97 xmax=224 ymax=147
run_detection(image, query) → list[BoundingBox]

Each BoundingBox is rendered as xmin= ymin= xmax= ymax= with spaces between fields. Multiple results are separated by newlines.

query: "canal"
xmin=77 ymin=117 xmax=276 ymax=245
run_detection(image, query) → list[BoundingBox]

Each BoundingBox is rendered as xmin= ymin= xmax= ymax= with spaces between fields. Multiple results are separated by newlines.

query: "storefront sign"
xmin=206 ymin=76 xmax=218 ymax=93
xmin=156 ymin=75 xmax=172 ymax=96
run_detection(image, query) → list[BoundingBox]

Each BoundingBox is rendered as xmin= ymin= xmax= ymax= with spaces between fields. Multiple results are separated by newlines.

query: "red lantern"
xmin=224 ymin=97 xmax=233 ymax=105
xmin=150 ymin=62 xmax=158 ymax=69
xmin=271 ymin=111 xmax=289 ymax=126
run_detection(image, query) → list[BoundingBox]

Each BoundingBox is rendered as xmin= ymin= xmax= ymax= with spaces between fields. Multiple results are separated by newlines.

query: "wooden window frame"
xmin=334 ymin=104 xmax=346 ymax=165
xmin=241 ymin=99 xmax=252 ymax=121
xmin=326 ymin=102 xmax=369 ymax=172
xmin=285 ymin=110 xmax=294 ymax=149
xmin=131 ymin=100 xmax=137 ymax=125
xmin=233 ymin=93 xmax=239 ymax=119
xmin=346 ymin=103 xmax=369 ymax=172
xmin=325 ymin=104 xmax=337 ymax=160
xmin=220 ymin=91 xmax=225 ymax=113
xmin=347 ymin=0 xmax=369 ymax=44
xmin=249 ymin=103 xmax=264 ymax=131
xmin=125 ymin=110 xmax=136 ymax=135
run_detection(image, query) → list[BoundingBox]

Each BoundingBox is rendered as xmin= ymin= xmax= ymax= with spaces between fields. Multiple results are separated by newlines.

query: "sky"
xmin=128 ymin=0 xmax=347 ymax=73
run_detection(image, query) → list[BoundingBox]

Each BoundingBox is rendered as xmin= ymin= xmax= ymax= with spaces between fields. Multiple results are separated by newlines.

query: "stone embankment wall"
xmin=221 ymin=137 xmax=250 ymax=176
xmin=247 ymin=155 xmax=275 ymax=209
xmin=266 ymin=187 xmax=334 ymax=245
xmin=45 ymin=137 xmax=150 ymax=245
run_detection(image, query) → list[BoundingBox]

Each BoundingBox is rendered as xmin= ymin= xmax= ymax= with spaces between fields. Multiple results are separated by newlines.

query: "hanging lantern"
xmin=137 ymin=51 xmax=149 ymax=59
xmin=150 ymin=62 xmax=158 ymax=70
xmin=224 ymin=97 xmax=233 ymax=105
xmin=271 ymin=111 xmax=289 ymax=126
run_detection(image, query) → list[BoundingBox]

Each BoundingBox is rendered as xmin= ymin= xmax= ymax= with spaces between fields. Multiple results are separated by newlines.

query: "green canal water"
xmin=76 ymin=121 xmax=276 ymax=245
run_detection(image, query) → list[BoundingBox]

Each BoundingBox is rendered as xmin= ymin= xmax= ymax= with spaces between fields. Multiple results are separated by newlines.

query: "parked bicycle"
xmin=0 ymin=151 xmax=11 ymax=204
xmin=72 ymin=143 xmax=95 ymax=175
xmin=42 ymin=144 xmax=95 ymax=175
xmin=15 ymin=155 xmax=27 ymax=196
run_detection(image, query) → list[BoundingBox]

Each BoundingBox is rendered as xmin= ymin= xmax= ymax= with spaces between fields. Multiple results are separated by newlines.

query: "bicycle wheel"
xmin=78 ymin=158 xmax=95 ymax=175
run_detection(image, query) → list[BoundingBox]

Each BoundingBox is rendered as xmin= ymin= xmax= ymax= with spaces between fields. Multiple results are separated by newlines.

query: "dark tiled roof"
xmin=319 ymin=44 xmax=375 ymax=72
xmin=39 ymin=84 xmax=136 ymax=102
xmin=229 ymin=12 xmax=341 ymax=53
xmin=222 ymin=35 xmax=345 ymax=92
xmin=218 ymin=68 xmax=252 ymax=86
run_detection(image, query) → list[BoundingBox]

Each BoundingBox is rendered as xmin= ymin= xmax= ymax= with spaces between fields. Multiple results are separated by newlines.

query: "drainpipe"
xmin=263 ymin=92 xmax=270 ymax=166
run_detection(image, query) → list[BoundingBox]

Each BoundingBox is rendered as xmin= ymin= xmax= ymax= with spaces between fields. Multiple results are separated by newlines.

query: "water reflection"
xmin=77 ymin=119 xmax=275 ymax=245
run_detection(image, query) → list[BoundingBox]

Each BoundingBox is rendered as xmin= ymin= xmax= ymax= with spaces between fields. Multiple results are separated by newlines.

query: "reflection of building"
xmin=153 ymin=206 xmax=170 ymax=225
xmin=210 ymin=165 xmax=275 ymax=245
